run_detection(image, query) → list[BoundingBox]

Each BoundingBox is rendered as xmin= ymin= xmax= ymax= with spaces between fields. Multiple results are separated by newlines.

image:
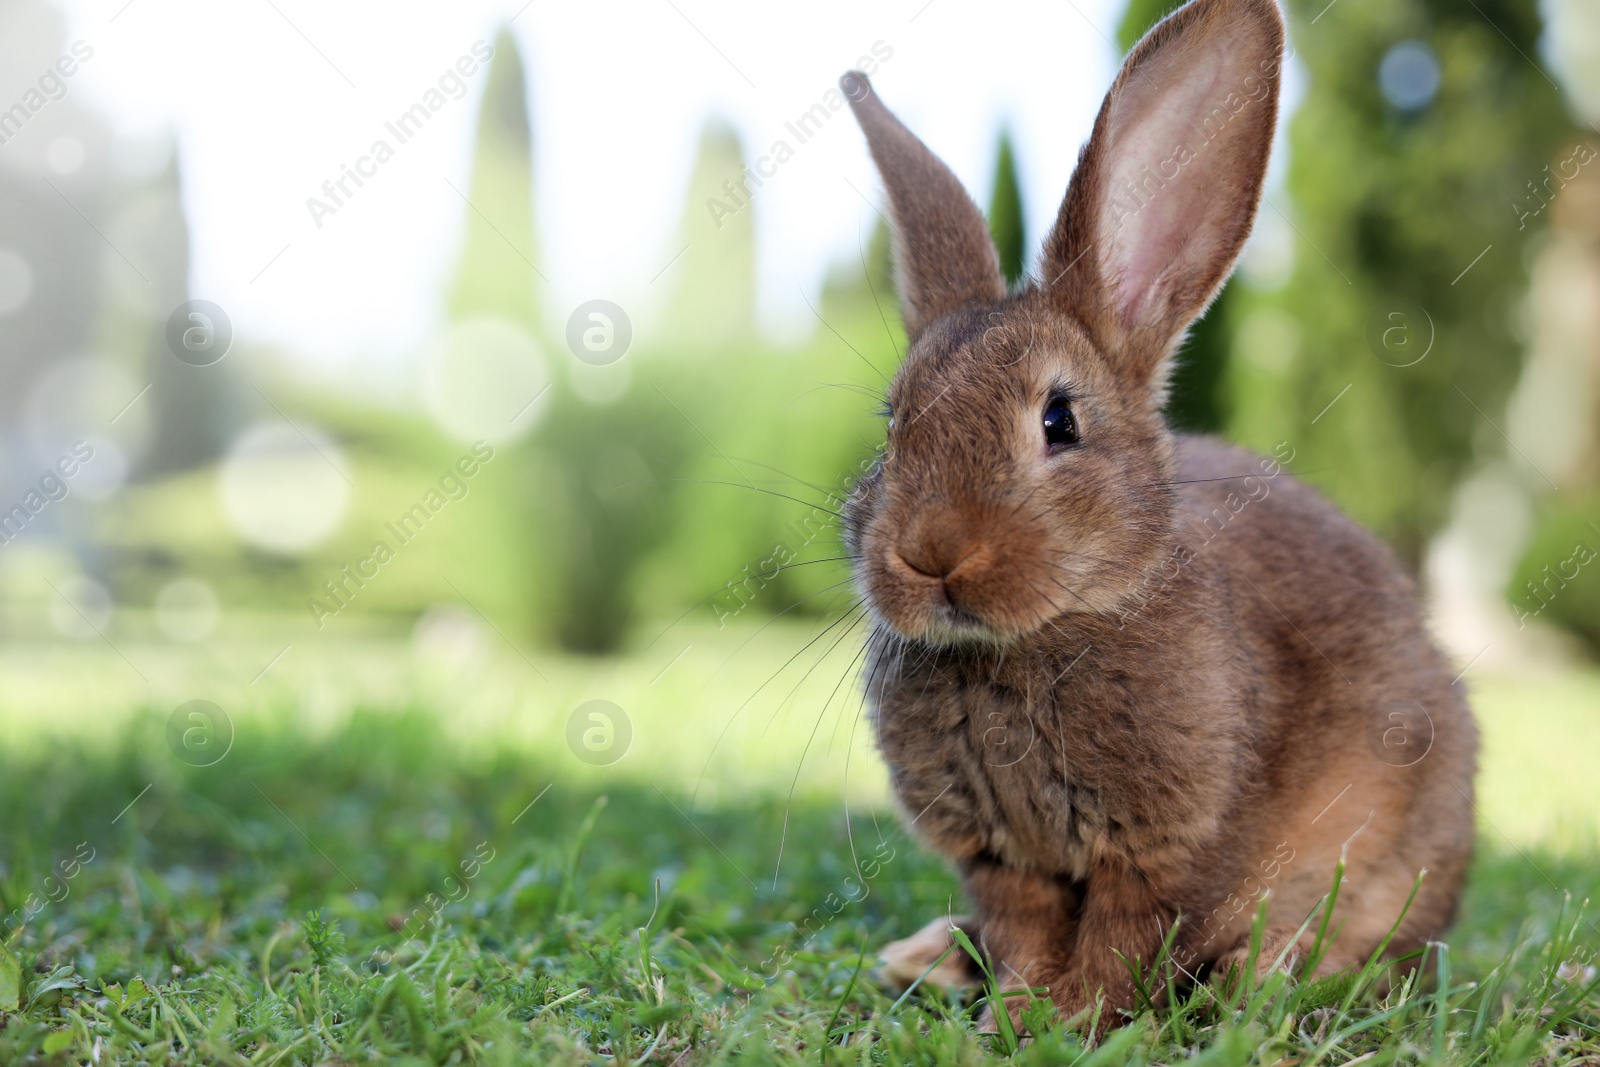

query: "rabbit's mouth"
xmin=867 ymin=539 xmax=1057 ymax=647
xmin=924 ymin=602 xmax=995 ymax=644
xmin=874 ymin=591 xmax=1052 ymax=649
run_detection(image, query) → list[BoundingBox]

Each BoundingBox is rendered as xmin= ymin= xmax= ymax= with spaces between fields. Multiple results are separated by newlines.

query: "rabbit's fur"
xmin=840 ymin=0 xmax=1478 ymax=1029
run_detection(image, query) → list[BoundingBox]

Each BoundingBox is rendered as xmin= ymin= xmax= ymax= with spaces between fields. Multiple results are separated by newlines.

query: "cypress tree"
xmin=1226 ymin=0 xmax=1573 ymax=565
xmin=988 ymin=129 xmax=1027 ymax=289
xmin=447 ymin=27 xmax=539 ymax=334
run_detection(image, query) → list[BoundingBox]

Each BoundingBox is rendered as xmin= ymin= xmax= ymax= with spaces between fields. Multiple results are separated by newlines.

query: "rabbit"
xmin=837 ymin=0 xmax=1479 ymax=1033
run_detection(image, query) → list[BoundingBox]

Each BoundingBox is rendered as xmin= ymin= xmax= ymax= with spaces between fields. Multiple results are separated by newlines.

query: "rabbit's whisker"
xmin=688 ymin=580 xmax=861 ymax=810
xmin=728 ymin=456 xmax=859 ymax=507
xmin=859 ymin=212 xmax=904 ymax=364
xmin=642 ymin=556 xmax=856 ymax=657
xmin=627 ymin=478 xmax=848 ymax=521
xmin=792 ymin=380 xmax=889 ymax=406
xmin=797 ymin=277 xmax=891 ymax=387
xmin=770 ymin=608 xmax=872 ymax=888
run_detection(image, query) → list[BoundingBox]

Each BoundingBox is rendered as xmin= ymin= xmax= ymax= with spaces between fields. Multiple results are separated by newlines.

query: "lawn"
xmin=1 ymin=623 xmax=1597 ymax=1064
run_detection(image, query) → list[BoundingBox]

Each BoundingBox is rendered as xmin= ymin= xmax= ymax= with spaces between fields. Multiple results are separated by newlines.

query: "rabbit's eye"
xmin=1043 ymin=396 xmax=1078 ymax=450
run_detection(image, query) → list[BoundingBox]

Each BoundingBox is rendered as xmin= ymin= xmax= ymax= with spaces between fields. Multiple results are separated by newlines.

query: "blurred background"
xmin=0 ymin=0 xmax=1595 ymax=840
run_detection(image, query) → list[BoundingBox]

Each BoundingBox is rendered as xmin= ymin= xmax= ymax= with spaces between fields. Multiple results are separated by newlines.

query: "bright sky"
xmin=49 ymin=0 xmax=1147 ymax=372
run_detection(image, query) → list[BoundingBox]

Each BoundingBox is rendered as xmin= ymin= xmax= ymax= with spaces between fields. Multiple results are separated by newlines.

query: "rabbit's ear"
xmin=843 ymin=72 xmax=1005 ymax=342
xmin=1040 ymin=0 xmax=1283 ymax=378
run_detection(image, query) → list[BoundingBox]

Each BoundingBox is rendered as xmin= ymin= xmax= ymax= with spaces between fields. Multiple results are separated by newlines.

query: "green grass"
xmin=1 ymin=632 xmax=1598 ymax=1064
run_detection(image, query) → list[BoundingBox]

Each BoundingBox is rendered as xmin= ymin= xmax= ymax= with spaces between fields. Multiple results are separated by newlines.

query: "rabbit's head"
xmin=842 ymin=0 xmax=1284 ymax=645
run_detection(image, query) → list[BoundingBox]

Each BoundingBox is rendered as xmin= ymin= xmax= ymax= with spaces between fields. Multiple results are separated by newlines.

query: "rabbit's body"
xmin=837 ymin=0 xmax=1477 ymax=1020
xmin=867 ymin=433 xmax=1476 ymax=997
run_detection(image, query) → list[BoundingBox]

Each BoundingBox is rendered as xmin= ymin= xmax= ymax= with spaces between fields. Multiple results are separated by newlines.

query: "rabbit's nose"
xmin=897 ymin=507 xmax=974 ymax=580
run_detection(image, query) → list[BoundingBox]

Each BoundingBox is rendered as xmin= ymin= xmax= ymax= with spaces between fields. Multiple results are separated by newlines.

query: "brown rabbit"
xmin=838 ymin=0 xmax=1478 ymax=1031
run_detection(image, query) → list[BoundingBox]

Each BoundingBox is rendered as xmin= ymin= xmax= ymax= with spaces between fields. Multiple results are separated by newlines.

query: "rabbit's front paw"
xmin=975 ymin=996 xmax=1030 ymax=1038
xmin=878 ymin=914 xmax=982 ymax=990
xmin=1210 ymin=930 xmax=1307 ymax=987
xmin=974 ymin=969 xmax=1074 ymax=1038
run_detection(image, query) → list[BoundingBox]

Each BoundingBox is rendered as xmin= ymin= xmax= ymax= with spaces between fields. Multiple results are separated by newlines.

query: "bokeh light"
xmin=218 ymin=421 xmax=351 ymax=554
xmin=419 ymin=315 xmax=551 ymax=443
xmin=1379 ymin=40 xmax=1442 ymax=111
xmin=22 ymin=355 xmax=149 ymax=500
xmin=154 ymin=577 xmax=222 ymax=643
